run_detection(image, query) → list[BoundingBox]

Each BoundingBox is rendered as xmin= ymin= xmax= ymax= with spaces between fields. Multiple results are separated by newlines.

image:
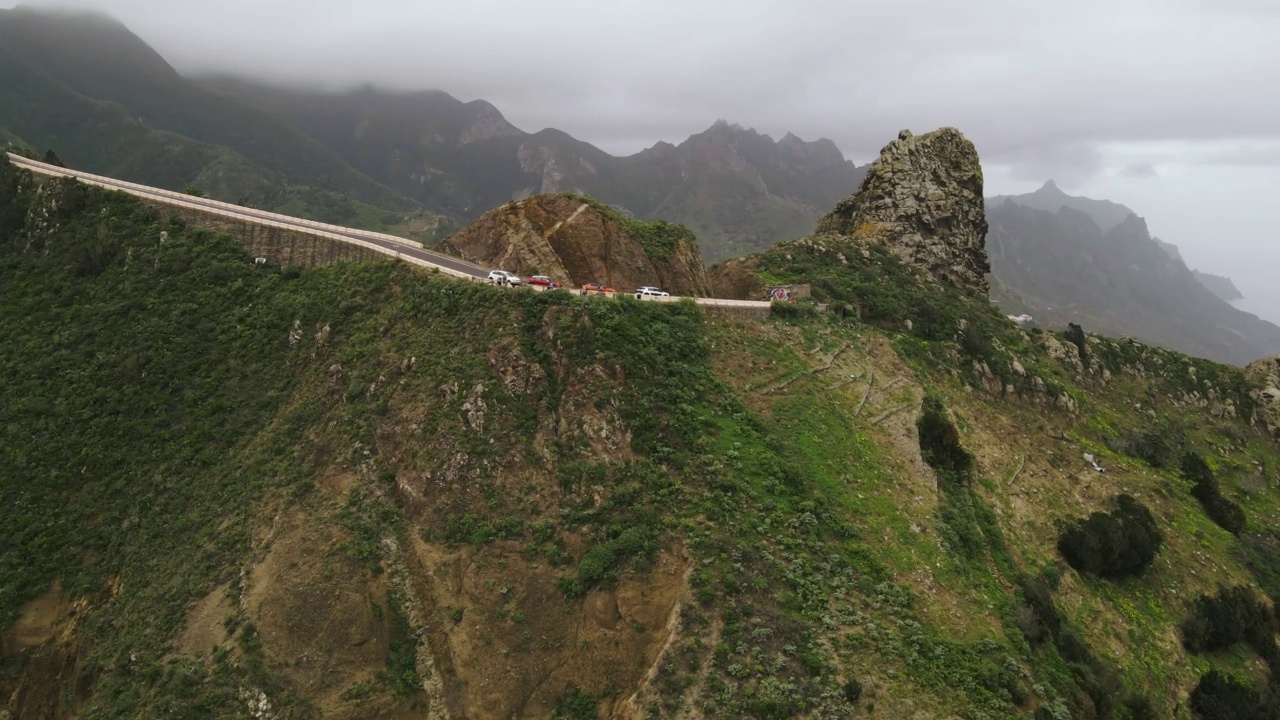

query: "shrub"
xmin=1189 ymin=671 xmax=1273 ymax=720
xmin=1057 ymin=495 xmax=1163 ymax=579
xmin=916 ymin=393 xmax=975 ymax=484
xmin=769 ymin=300 xmax=819 ymax=322
xmin=843 ymin=679 xmax=862 ymax=703
xmin=1181 ymin=585 xmax=1277 ymax=654
xmin=1182 ymin=452 xmax=1247 ymax=535
xmin=1107 ymin=425 xmax=1184 ymax=469
xmin=1064 ymin=323 xmax=1088 ymax=361
xmin=553 ymin=686 xmax=597 ymax=719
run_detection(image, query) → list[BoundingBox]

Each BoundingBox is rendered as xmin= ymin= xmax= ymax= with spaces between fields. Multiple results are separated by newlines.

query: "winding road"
xmin=5 ymin=152 xmax=772 ymax=310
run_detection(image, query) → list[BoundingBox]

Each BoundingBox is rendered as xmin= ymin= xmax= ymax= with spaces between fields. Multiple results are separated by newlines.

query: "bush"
xmin=1182 ymin=452 xmax=1247 ymax=535
xmin=769 ymin=300 xmax=819 ymax=322
xmin=1189 ymin=671 xmax=1274 ymax=720
xmin=553 ymin=686 xmax=597 ymax=719
xmin=1064 ymin=323 xmax=1088 ymax=361
xmin=1107 ymin=425 xmax=1184 ymax=469
xmin=843 ymin=678 xmax=862 ymax=703
xmin=1181 ymin=585 xmax=1277 ymax=654
xmin=916 ymin=393 xmax=975 ymax=484
xmin=1058 ymin=495 xmax=1163 ymax=579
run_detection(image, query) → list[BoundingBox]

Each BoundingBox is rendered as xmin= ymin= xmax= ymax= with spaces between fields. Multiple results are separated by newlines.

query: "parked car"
xmin=581 ymin=282 xmax=615 ymax=293
xmin=487 ymin=270 xmax=522 ymax=285
xmin=528 ymin=275 xmax=562 ymax=288
xmin=635 ymin=286 xmax=670 ymax=299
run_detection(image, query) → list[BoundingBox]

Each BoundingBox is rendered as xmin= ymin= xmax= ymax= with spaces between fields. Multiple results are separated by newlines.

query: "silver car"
xmin=487 ymin=270 xmax=523 ymax=285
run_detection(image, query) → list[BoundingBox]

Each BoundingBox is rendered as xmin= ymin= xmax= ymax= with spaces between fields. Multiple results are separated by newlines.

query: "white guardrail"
xmin=6 ymin=153 xmax=774 ymax=310
xmin=8 ymin=153 xmax=480 ymax=281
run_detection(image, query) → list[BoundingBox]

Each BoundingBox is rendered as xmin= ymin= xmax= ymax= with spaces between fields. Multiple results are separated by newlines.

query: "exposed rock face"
xmin=1246 ymin=355 xmax=1280 ymax=440
xmin=707 ymin=255 xmax=765 ymax=301
xmin=816 ymin=127 xmax=990 ymax=296
xmin=437 ymin=195 xmax=711 ymax=296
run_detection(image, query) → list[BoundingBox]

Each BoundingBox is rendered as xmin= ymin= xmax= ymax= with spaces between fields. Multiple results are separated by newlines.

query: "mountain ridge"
xmin=202 ymin=76 xmax=869 ymax=261
xmin=986 ymin=198 xmax=1280 ymax=365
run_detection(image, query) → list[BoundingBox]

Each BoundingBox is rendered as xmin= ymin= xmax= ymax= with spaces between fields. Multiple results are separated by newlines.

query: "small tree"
xmin=1064 ymin=322 xmax=1088 ymax=362
xmin=182 ymin=186 xmax=206 ymax=198
xmin=1182 ymin=452 xmax=1246 ymax=535
xmin=1058 ymin=494 xmax=1163 ymax=579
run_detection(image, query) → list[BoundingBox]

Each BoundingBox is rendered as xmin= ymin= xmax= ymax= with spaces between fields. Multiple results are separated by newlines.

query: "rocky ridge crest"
xmin=436 ymin=194 xmax=710 ymax=296
xmin=816 ymin=127 xmax=990 ymax=296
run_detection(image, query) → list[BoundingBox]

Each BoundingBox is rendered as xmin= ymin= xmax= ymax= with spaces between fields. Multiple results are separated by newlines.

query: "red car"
xmin=581 ymin=282 xmax=615 ymax=294
xmin=528 ymin=275 xmax=562 ymax=288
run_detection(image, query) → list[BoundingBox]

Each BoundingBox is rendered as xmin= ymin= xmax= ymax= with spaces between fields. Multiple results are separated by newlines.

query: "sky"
xmin=6 ymin=0 xmax=1279 ymax=324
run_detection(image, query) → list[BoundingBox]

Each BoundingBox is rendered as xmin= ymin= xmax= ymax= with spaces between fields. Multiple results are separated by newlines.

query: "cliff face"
xmin=817 ymin=128 xmax=990 ymax=296
xmin=987 ymin=198 xmax=1280 ymax=366
xmin=1247 ymin=356 xmax=1280 ymax=440
xmin=437 ymin=194 xmax=711 ymax=296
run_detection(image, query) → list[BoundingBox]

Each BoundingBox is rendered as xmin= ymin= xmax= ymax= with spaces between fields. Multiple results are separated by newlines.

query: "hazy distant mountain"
xmin=0 ymin=8 xmax=415 ymax=209
xmin=2 ymin=7 xmax=864 ymax=258
xmin=0 ymin=7 xmax=446 ymax=234
xmin=988 ymin=179 xmax=1136 ymax=233
xmin=987 ymin=199 xmax=1280 ymax=364
xmin=1190 ymin=270 xmax=1245 ymax=303
xmin=204 ymin=79 xmax=869 ymax=261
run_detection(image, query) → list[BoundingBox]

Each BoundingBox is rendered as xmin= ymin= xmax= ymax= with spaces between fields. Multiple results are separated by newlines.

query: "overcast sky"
xmin=7 ymin=0 xmax=1279 ymax=323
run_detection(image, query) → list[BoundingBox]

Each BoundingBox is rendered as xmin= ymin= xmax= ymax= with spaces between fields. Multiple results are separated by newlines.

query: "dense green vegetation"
xmin=0 ymin=125 xmax=29 ymax=150
xmin=4 ymin=155 xmax=1280 ymax=720
xmin=1057 ymin=495 xmax=1164 ymax=579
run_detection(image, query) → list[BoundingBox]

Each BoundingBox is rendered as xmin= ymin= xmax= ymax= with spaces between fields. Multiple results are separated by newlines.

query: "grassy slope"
xmin=3 ymin=159 xmax=1280 ymax=718
xmin=0 ymin=126 xmax=30 ymax=150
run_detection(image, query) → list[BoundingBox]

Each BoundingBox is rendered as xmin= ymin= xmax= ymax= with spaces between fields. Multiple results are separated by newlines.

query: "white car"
xmin=635 ymin=286 xmax=669 ymax=299
xmin=487 ymin=270 xmax=522 ymax=285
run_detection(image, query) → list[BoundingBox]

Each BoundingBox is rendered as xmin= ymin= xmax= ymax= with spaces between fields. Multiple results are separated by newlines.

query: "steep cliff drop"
xmin=436 ymin=194 xmax=711 ymax=296
xmin=1247 ymin=355 xmax=1280 ymax=440
xmin=816 ymin=128 xmax=990 ymax=296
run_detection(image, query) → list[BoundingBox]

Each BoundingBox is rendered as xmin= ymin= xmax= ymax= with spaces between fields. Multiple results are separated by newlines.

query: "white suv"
xmin=487 ymin=270 xmax=522 ymax=285
xmin=635 ymin=286 xmax=670 ymax=299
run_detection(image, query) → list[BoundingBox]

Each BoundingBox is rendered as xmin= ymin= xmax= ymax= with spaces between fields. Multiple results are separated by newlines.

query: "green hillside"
xmin=3 ymin=158 xmax=1280 ymax=719
xmin=0 ymin=126 xmax=29 ymax=150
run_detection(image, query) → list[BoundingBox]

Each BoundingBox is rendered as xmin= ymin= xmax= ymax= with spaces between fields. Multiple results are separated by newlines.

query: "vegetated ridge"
xmin=5 ymin=6 xmax=1272 ymax=372
xmin=207 ymin=72 xmax=870 ymax=263
xmin=6 ymin=127 xmax=1280 ymax=720
xmin=435 ymin=193 xmax=711 ymax=296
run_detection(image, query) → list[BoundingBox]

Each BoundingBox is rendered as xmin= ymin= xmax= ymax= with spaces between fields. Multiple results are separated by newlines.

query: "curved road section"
xmin=6 ymin=153 xmax=773 ymax=310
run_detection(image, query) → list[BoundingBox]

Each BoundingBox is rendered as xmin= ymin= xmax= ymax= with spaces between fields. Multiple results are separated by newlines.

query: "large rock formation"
xmin=1247 ymin=356 xmax=1280 ymax=441
xmin=437 ymin=194 xmax=711 ymax=296
xmin=816 ymin=128 xmax=990 ymax=296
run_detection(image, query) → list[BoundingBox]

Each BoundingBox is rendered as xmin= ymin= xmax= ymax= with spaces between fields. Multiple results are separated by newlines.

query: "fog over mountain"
xmin=3 ymin=0 xmax=1278 ymax=324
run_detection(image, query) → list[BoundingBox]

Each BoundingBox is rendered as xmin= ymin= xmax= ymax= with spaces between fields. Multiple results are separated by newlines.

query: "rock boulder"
xmin=816 ymin=128 xmax=990 ymax=296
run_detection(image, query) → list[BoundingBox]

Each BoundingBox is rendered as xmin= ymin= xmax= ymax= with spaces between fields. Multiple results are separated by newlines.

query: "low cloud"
xmin=7 ymin=0 xmax=1277 ymax=179
xmin=1121 ymin=161 xmax=1158 ymax=178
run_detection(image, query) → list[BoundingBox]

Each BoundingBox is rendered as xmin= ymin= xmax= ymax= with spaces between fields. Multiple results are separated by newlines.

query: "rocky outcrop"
xmin=816 ymin=128 xmax=990 ymax=296
xmin=1247 ymin=356 xmax=1280 ymax=440
xmin=707 ymin=255 xmax=765 ymax=301
xmin=436 ymin=195 xmax=711 ymax=296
